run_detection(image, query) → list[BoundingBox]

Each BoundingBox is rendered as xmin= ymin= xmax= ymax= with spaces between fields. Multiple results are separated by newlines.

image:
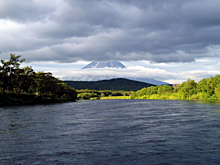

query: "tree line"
xmin=0 ymin=54 xmax=77 ymax=102
xmin=77 ymin=89 xmax=133 ymax=100
xmin=132 ymin=76 xmax=220 ymax=100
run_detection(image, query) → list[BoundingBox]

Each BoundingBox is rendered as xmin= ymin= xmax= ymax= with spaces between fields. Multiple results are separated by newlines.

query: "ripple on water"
xmin=0 ymin=100 xmax=220 ymax=164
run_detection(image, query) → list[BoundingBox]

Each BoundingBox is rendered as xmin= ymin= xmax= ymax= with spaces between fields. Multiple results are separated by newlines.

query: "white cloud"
xmin=21 ymin=58 xmax=220 ymax=84
xmin=47 ymin=65 xmax=219 ymax=84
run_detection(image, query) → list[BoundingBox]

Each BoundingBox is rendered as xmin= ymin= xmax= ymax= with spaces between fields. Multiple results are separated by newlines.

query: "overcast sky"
xmin=1 ymin=0 xmax=220 ymax=83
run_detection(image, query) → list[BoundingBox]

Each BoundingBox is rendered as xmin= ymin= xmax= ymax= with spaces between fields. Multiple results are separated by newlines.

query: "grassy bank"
xmin=100 ymin=96 xmax=131 ymax=99
xmin=131 ymin=93 xmax=220 ymax=101
xmin=100 ymin=94 xmax=178 ymax=100
xmin=100 ymin=93 xmax=219 ymax=101
xmin=0 ymin=93 xmax=75 ymax=106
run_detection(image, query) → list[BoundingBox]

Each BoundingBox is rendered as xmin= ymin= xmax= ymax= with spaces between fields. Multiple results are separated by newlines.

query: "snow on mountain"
xmin=63 ymin=61 xmax=170 ymax=85
xmin=82 ymin=61 xmax=126 ymax=69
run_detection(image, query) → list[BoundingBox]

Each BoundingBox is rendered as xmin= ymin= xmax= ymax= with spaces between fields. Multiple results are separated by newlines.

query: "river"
xmin=0 ymin=99 xmax=220 ymax=164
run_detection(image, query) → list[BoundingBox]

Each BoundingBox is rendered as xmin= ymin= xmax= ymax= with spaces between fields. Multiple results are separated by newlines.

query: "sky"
xmin=1 ymin=0 xmax=220 ymax=84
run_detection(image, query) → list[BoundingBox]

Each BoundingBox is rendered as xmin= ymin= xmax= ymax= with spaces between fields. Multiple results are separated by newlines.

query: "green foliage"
xmin=77 ymin=93 xmax=96 ymax=100
xmin=131 ymin=85 xmax=174 ymax=99
xmin=157 ymin=85 xmax=173 ymax=95
xmin=177 ymin=78 xmax=197 ymax=99
xmin=132 ymin=75 xmax=220 ymax=100
xmin=100 ymin=96 xmax=131 ymax=99
xmin=76 ymin=89 xmax=133 ymax=100
xmin=0 ymin=54 xmax=25 ymax=92
xmin=0 ymin=54 xmax=77 ymax=105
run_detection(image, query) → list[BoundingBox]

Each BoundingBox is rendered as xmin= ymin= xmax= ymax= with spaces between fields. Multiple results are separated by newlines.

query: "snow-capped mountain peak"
xmin=82 ymin=61 xmax=126 ymax=69
xmin=63 ymin=61 xmax=170 ymax=85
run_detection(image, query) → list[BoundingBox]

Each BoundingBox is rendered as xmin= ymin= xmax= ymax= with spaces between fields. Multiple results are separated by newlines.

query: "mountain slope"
xmin=64 ymin=78 xmax=155 ymax=91
xmin=82 ymin=61 xmax=126 ymax=69
xmin=64 ymin=75 xmax=170 ymax=85
xmin=128 ymin=77 xmax=170 ymax=85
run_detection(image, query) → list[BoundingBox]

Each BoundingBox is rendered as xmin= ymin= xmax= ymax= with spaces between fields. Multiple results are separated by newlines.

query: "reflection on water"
xmin=0 ymin=100 xmax=220 ymax=164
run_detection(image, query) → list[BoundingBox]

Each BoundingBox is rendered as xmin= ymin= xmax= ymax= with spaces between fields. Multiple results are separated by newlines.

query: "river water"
xmin=0 ymin=99 xmax=220 ymax=164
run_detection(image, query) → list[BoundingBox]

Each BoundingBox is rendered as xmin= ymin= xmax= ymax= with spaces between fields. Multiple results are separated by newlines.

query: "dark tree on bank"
xmin=0 ymin=54 xmax=77 ymax=101
xmin=0 ymin=54 xmax=25 ymax=92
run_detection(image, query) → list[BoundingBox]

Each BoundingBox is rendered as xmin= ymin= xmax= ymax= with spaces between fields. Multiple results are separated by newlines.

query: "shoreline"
xmin=0 ymin=93 xmax=76 ymax=107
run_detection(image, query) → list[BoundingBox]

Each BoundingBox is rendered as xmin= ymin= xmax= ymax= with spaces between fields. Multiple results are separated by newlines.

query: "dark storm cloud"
xmin=0 ymin=0 xmax=54 ymax=23
xmin=1 ymin=0 xmax=220 ymax=63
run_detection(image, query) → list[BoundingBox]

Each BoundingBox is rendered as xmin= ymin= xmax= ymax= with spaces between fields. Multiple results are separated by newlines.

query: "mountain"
xmin=82 ymin=61 xmax=126 ymax=69
xmin=64 ymin=78 xmax=155 ymax=91
xmin=63 ymin=61 xmax=171 ymax=85
xmin=65 ymin=75 xmax=169 ymax=85
xmin=128 ymin=77 xmax=170 ymax=86
xmin=67 ymin=75 xmax=114 ymax=81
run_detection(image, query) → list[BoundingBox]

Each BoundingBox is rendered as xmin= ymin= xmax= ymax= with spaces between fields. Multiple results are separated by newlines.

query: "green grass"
xmin=100 ymin=96 xmax=131 ymax=99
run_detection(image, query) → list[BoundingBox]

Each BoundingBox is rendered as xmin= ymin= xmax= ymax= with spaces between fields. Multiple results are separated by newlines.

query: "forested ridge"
xmin=64 ymin=78 xmax=155 ymax=91
xmin=0 ymin=54 xmax=77 ymax=106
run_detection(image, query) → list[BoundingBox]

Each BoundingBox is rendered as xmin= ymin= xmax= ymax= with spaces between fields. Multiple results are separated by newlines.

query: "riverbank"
xmin=100 ymin=96 xmax=131 ymax=99
xmin=100 ymin=94 xmax=219 ymax=101
xmin=0 ymin=93 xmax=75 ymax=106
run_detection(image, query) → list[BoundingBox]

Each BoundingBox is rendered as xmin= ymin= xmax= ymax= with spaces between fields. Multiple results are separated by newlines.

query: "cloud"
xmin=0 ymin=0 xmax=56 ymax=23
xmin=48 ymin=65 xmax=219 ymax=84
xmin=1 ymin=0 xmax=220 ymax=64
xmin=53 ymin=66 xmax=178 ymax=83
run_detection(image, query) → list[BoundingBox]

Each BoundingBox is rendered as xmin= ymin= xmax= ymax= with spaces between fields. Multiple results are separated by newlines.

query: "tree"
xmin=0 ymin=54 xmax=77 ymax=102
xmin=158 ymin=85 xmax=173 ymax=95
xmin=0 ymin=54 xmax=25 ymax=92
xmin=178 ymin=78 xmax=197 ymax=99
xmin=34 ymin=72 xmax=56 ymax=95
xmin=17 ymin=66 xmax=36 ymax=93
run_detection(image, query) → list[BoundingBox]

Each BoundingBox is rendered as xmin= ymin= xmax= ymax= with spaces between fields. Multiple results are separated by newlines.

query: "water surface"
xmin=0 ymin=99 xmax=220 ymax=164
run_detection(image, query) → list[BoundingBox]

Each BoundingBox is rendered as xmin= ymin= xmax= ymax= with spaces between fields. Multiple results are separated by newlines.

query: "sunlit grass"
xmin=100 ymin=96 xmax=131 ymax=99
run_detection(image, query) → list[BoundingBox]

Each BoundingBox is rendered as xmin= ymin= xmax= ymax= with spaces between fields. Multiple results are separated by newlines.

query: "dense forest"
xmin=0 ymin=54 xmax=77 ymax=105
xmin=132 ymin=76 xmax=220 ymax=100
xmin=64 ymin=78 xmax=155 ymax=91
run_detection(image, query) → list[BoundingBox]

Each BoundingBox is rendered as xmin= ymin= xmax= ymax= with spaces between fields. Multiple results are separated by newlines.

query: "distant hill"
xmin=128 ymin=77 xmax=170 ymax=86
xmin=64 ymin=78 xmax=155 ymax=91
xmin=66 ymin=75 xmax=170 ymax=85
